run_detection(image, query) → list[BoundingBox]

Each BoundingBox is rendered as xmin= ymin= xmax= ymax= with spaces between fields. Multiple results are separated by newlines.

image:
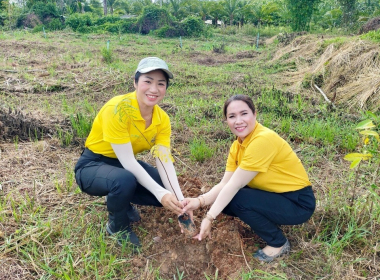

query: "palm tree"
xmin=243 ymin=1 xmax=279 ymax=27
xmin=209 ymin=1 xmax=224 ymax=26
xmin=221 ymin=0 xmax=241 ymax=25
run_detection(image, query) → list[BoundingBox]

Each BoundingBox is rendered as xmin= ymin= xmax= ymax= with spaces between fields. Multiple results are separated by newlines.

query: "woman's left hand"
xmin=193 ymin=218 xmax=212 ymax=241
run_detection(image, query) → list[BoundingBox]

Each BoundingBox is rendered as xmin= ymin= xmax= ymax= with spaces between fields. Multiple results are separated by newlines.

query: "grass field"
xmin=0 ymin=29 xmax=379 ymax=279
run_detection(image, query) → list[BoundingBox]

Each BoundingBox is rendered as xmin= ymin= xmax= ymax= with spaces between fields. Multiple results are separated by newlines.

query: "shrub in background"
xmin=120 ymin=18 xmax=138 ymax=33
xmin=31 ymin=2 xmax=59 ymax=24
xmin=137 ymin=5 xmax=173 ymax=34
xmin=155 ymin=24 xmax=184 ymax=38
xmin=181 ymin=16 xmax=204 ymax=37
xmin=66 ymin=13 xmax=93 ymax=31
xmin=46 ymin=18 xmax=64 ymax=30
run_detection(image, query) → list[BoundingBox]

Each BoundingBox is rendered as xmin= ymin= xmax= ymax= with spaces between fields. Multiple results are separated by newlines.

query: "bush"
xmin=120 ymin=18 xmax=138 ymax=33
xmin=181 ymin=16 xmax=204 ymax=37
xmin=46 ymin=18 xmax=63 ymax=30
xmin=155 ymin=24 xmax=184 ymax=38
xmin=137 ymin=5 xmax=173 ymax=34
xmin=66 ymin=13 xmax=93 ymax=31
xmin=76 ymin=25 xmax=94 ymax=33
xmin=31 ymin=24 xmax=44 ymax=33
xmin=360 ymin=30 xmax=380 ymax=42
xmin=101 ymin=22 xmax=121 ymax=33
xmin=31 ymin=2 xmax=59 ymax=23
xmin=94 ymin=16 xmax=121 ymax=26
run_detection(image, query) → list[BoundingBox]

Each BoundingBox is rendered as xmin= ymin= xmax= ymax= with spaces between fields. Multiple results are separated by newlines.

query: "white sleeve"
xmin=207 ymin=168 xmax=258 ymax=219
xmin=111 ymin=143 xmax=171 ymax=203
xmin=154 ymin=145 xmax=184 ymax=201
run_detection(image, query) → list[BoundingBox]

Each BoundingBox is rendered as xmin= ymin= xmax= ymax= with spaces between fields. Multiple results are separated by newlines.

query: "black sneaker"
xmin=106 ymin=222 xmax=141 ymax=249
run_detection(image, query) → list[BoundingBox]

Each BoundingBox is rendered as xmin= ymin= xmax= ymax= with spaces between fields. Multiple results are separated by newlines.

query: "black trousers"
xmin=74 ymin=149 xmax=164 ymax=222
xmin=223 ymin=186 xmax=315 ymax=247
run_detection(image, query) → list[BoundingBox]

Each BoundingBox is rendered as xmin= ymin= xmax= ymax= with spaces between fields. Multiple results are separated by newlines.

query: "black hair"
xmin=223 ymin=95 xmax=256 ymax=119
xmin=134 ymin=70 xmax=170 ymax=89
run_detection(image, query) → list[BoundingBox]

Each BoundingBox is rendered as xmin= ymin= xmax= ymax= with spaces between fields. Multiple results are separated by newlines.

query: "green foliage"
xmin=31 ymin=24 xmax=44 ymax=32
xmin=69 ymin=113 xmax=94 ymax=139
xmin=94 ymin=15 xmax=121 ymax=25
xmin=119 ymin=18 xmax=138 ymax=33
xmin=155 ymin=15 xmax=206 ymax=38
xmin=189 ymin=138 xmax=215 ymax=162
xmin=360 ymin=30 xmax=380 ymax=42
xmin=338 ymin=0 xmax=358 ymax=27
xmin=46 ymin=18 xmax=63 ymax=30
xmin=155 ymin=24 xmax=183 ymax=38
xmin=66 ymin=13 xmax=94 ymax=32
xmin=286 ymin=0 xmax=320 ymax=31
xmin=101 ymin=46 xmax=113 ymax=64
xmin=137 ymin=5 xmax=173 ymax=34
xmin=30 ymin=2 xmax=59 ymax=24
xmin=181 ymin=15 xmax=204 ymax=37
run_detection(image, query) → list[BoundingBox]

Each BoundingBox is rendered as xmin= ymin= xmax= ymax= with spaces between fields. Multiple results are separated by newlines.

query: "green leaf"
xmin=366 ymin=111 xmax=379 ymax=121
xmin=359 ymin=130 xmax=380 ymax=141
xmin=350 ymin=158 xmax=361 ymax=169
xmin=355 ymin=119 xmax=375 ymax=129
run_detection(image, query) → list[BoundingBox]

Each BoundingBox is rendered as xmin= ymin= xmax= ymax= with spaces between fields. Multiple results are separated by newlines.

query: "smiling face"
xmin=134 ymin=70 xmax=167 ymax=111
xmin=226 ymin=100 xmax=257 ymax=141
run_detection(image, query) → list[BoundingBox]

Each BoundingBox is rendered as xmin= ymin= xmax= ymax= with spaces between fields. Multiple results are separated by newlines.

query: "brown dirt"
xmin=134 ymin=176 xmax=261 ymax=279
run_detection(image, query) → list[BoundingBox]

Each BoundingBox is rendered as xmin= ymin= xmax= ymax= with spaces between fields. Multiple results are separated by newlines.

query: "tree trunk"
xmin=103 ymin=0 xmax=107 ymax=16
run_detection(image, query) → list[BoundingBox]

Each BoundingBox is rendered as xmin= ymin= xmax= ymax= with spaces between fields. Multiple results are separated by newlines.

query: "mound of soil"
xmin=359 ymin=17 xmax=380 ymax=34
xmin=135 ymin=177 xmax=261 ymax=279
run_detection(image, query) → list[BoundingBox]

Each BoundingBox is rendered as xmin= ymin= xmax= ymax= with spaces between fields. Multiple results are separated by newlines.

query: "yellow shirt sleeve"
xmin=226 ymin=142 xmax=238 ymax=172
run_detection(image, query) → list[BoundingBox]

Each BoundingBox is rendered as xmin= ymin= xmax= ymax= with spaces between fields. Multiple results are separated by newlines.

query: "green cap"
xmin=135 ymin=57 xmax=173 ymax=79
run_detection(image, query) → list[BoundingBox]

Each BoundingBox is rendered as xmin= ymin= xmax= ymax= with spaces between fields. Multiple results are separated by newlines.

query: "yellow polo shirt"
xmin=226 ymin=121 xmax=311 ymax=193
xmin=85 ymin=91 xmax=171 ymax=158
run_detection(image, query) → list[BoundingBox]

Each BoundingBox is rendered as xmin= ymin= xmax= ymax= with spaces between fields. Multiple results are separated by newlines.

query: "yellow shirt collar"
xmin=130 ymin=91 xmax=162 ymax=126
xmin=237 ymin=121 xmax=260 ymax=147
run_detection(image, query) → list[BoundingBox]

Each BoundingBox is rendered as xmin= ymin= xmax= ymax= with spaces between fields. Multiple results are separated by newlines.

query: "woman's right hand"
xmin=161 ymin=193 xmax=183 ymax=215
xmin=181 ymin=197 xmax=201 ymax=214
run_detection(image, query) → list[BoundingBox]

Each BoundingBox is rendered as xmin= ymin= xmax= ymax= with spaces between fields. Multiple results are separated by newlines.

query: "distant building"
xmin=205 ymin=20 xmax=223 ymax=26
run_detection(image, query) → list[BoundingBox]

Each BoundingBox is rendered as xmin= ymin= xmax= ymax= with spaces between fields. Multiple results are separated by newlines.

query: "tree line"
xmin=0 ymin=0 xmax=379 ymax=35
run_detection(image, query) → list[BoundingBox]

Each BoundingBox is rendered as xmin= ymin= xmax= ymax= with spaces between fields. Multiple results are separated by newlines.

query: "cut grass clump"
xmin=189 ymin=137 xmax=215 ymax=162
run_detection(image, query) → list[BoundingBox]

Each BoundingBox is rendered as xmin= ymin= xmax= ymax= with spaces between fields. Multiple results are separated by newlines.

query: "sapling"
xmin=344 ymin=113 xmax=379 ymax=208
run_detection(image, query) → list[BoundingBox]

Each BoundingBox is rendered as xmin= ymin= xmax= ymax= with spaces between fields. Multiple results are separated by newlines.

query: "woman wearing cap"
xmin=74 ymin=57 xmax=185 ymax=249
xmin=182 ymin=95 xmax=315 ymax=262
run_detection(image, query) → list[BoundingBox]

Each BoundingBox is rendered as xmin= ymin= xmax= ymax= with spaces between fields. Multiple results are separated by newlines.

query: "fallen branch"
xmin=313 ymin=84 xmax=336 ymax=108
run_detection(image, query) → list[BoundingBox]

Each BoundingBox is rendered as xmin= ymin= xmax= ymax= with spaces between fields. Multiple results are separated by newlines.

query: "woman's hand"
xmin=161 ymin=193 xmax=183 ymax=215
xmin=194 ymin=218 xmax=212 ymax=241
xmin=181 ymin=197 xmax=201 ymax=213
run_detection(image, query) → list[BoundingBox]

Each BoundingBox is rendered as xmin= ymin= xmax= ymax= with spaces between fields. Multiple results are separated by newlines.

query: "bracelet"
xmin=200 ymin=195 xmax=206 ymax=207
xmin=196 ymin=197 xmax=202 ymax=208
xmin=205 ymin=213 xmax=215 ymax=222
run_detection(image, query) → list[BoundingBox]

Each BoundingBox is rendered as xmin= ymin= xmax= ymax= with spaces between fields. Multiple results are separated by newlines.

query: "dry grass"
xmin=273 ymin=35 xmax=380 ymax=112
